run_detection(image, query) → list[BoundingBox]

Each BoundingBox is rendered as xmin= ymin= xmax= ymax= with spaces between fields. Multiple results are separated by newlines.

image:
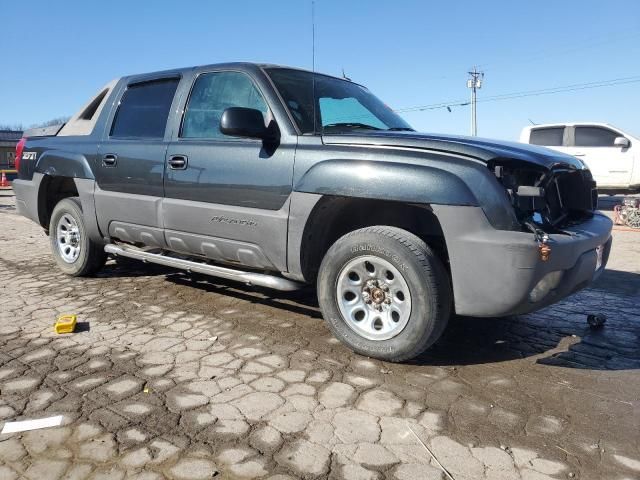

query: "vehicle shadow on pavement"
xmin=104 ymin=261 xmax=639 ymax=371
xmin=597 ymin=196 xmax=620 ymax=212
xmin=165 ymin=272 xmax=324 ymax=319
xmin=591 ymin=268 xmax=640 ymax=296
xmin=412 ymin=314 xmax=640 ymax=371
xmin=415 ymin=269 xmax=640 ymax=371
xmin=97 ymin=258 xmax=178 ymax=279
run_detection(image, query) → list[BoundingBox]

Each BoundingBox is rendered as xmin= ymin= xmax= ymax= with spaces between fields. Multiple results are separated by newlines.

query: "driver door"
xmin=162 ymin=70 xmax=295 ymax=272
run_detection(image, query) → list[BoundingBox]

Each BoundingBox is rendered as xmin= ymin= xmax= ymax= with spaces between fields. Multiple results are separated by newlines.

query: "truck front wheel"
xmin=317 ymin=226 xmax=451 ymax=362
xmin=49 ymin=198 xmax=107 ymax=276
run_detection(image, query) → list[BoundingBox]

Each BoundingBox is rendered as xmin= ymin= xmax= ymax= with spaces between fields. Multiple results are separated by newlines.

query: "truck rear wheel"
xmin=49 ymin=198 xmax=107 ymax=276
xmin=317 ymin=226 xmax=451 ymax=362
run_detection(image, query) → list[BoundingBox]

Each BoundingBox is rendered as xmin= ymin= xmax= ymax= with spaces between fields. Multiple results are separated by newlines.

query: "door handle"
xmin=573 ymin=153 xmax=585 ymax=157
xmin=168 ymin=155 xmax=188 ymax=170
xmin=102 ymin=154 xmax=117 ymax=167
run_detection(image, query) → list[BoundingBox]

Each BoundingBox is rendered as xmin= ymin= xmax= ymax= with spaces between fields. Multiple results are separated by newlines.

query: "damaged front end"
xmin=490 ymin=159 xmax=598 ymax=237
xmin=438 ymin=157 xmax=612 ymax=316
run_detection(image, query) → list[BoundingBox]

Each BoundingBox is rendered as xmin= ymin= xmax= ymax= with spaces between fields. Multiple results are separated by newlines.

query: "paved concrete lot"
xmin=1 ymin=190 xmax=639 ymax=480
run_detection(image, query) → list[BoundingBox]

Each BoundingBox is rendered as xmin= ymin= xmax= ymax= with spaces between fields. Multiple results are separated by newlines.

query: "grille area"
xmin=492 ymin=160 xmax=597 ymax=232
xmin=543 ymin=169 xmax=596 ymax=227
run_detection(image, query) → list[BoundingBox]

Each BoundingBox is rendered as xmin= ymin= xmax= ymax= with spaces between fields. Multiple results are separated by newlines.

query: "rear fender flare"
xmin=35 ymin=151 xmax=95 ymax=179
xmin=35 ymin=175 xmax=102 ymax=243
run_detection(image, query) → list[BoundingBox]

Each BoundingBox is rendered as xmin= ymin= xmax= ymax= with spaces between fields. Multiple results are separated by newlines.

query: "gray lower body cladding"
xmin=433 ymin=205 xmax=613 ymax=317
xmin=12 ymin=176 xmax=42 ymax=225
xmin=93 ymin=186 xmax=291 ymax=273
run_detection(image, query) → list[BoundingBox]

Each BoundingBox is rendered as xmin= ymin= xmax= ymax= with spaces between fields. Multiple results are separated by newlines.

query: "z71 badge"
xmin=22 ymin=152 xmax=37 ymax=160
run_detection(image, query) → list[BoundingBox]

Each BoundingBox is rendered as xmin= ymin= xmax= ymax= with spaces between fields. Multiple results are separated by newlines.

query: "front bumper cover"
xmin=432 ymin=205 xmax=613 ymax=317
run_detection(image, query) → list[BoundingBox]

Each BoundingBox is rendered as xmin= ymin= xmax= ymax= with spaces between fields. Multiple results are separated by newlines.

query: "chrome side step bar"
xmin=104 ymin=244 xmax=304 ymax=291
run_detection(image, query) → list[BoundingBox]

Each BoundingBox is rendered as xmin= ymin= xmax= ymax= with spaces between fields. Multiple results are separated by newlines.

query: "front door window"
xmin=181 ymin=71 xmax=268 ymax=139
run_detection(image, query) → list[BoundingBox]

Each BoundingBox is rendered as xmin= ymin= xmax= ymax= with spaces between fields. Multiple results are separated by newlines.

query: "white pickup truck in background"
xmin=520 ymin=123 xmax=639 ymax=193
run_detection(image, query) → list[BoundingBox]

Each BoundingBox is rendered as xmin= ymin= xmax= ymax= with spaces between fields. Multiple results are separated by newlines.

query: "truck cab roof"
xmin=120 ymin=62 xmax=349 ymax=85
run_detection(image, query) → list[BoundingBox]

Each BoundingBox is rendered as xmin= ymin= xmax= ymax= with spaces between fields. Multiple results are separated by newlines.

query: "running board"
xmin=104 ymin=244 xmax=303 ymax=291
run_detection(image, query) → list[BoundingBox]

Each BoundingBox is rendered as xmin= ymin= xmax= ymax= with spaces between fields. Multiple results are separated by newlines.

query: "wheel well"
xmin=37 ymin=176 xmax=79 ymax=229
xmin=300 ymin=196 xmax=449 ymax=282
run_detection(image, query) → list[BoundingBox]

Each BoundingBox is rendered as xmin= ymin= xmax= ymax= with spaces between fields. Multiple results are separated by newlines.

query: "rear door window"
xmin=529 ymin=127 xmax=565 ymax=146
xmin=110 ymin=78 xmax=179 ymax=138
xmin=574 ymin=126 xmax=619 ymax=147
xmin=181 ymin=71 xmax=268 ymax=139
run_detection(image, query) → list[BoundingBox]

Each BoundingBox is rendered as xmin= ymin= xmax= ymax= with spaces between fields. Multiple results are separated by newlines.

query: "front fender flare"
xmin=295 ymin=159 xmax=478 ymax=206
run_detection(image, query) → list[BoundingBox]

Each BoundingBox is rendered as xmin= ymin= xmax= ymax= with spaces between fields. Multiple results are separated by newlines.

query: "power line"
xmin=399 ymin=75 xmax=640 ymax=112
xmin=478 ymin=28 xmax=640 ymax=73
xmin=477 ymin=76 xmax=640 ymax=102
xmin=414 ymin=27 xmax=640 ymax=84
xmin=397 ymin=75 xmax=640 ymax=113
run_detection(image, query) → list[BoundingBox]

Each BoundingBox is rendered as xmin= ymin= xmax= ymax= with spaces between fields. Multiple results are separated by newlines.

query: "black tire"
xmin=49 ymin=197 xmax=107 ymax=276
xmin=317 ymin=226 xmax=452 ymax=362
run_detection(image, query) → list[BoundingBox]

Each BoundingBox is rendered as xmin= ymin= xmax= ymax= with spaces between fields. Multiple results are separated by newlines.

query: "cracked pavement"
xmin=0 ymin=191 xmax=639 ymax=480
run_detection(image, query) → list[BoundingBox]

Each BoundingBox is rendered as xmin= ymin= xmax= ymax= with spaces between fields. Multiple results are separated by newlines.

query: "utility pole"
xmin=467 ymin=67 xmax=484 ymax=136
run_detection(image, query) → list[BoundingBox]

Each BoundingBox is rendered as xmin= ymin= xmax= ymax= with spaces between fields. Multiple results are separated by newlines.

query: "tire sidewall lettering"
xmin=350 ymin=243 xmax=408 ymax=272
xmin=327 ymin=315 xmax=394 ymax=353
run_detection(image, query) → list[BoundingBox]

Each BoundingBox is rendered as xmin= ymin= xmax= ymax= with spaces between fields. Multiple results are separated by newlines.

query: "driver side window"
xmin=181 ymin=71 xmax=268 ymax=139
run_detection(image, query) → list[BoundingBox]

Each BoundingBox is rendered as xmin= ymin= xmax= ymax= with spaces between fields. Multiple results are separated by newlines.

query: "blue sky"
xmin=2 ymin=0 xmax=639 ymax=140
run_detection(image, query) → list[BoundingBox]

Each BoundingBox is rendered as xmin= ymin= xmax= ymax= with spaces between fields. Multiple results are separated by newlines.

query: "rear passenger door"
xmin=162 ymin=70 xmax=296 ymax=272
xmin=94 ymin=77 xmax=180 ymax=247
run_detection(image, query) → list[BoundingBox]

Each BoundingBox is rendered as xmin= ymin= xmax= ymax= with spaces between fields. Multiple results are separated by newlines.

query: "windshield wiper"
xmin=387 ymin=127 xmax=415 ymax=131
xmin=323 ymin=122 xmax=382 ymax=131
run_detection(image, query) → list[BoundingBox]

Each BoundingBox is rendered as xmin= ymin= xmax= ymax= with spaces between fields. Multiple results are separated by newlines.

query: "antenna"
xmin=311 ymin=0 xmax=318 ymax=134
xmin=312 ymin=0 xmax=316 ymax=73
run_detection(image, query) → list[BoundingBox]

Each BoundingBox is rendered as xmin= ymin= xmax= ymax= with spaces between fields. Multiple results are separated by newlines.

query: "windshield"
xmin=265 ymin=68 xmax=413 ymax=134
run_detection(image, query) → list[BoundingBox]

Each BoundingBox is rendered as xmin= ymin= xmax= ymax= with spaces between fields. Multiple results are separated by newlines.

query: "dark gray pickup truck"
xmin=13 ymin=63 xmax=612 ymax=361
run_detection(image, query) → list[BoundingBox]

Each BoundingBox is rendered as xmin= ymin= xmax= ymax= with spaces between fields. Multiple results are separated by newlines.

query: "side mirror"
xmin=614 ymin=136 xmax=630 ymax=148
xmin=220 ymin=107 xmax=276 ymax=141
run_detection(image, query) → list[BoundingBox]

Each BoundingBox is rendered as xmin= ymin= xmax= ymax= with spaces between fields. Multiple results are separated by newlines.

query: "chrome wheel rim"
xmin=56 ymin=213 xmax=81 ymax=263
xmin=336 ymin=255 xmax=412 ymax=341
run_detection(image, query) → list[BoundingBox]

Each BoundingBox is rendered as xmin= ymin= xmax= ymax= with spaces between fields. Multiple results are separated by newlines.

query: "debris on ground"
xmin=54 ymin=314 xmax=77 ymax=334
xmin=614 ymin=197 xmax=640 ymax=228
xmin=587 ymin=314 xmax=607 ymax=329
xmin=407 ymin=423 xmax=456 ymax=480
xmin=1 ymin=415 xmax=64 ymax=434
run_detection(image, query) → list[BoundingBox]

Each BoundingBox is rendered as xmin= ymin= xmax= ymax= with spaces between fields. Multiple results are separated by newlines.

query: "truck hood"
xmin=322 ymin=131 xmax=585 ymax=170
